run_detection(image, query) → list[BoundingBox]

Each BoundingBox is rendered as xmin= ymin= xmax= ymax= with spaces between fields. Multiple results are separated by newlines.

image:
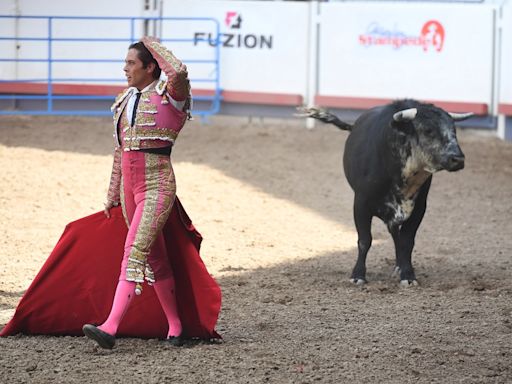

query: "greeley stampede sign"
xmin=359 ymin=20 xmax=445 ymax=52
xmin=194 ymin=11 xmax=274 ymax=49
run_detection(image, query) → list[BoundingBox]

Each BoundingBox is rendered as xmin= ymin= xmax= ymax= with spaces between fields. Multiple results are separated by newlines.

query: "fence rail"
xmin=0 ymin=15 xmax=221 ymax=117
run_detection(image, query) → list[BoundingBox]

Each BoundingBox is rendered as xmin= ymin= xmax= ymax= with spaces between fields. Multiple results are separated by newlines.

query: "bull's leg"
xmin=350 ymin=198 xmax=373 ymax=285
xmin=388 ymin=221 xmax=419 ymax=286
xmin=387 ymin=223 xmax=402 ymax=278
xmin=395 ymin=178 xmax=432 ymax=286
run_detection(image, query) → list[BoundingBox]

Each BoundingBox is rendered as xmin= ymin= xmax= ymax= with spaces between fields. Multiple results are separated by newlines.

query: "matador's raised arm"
xmin=141 ymin=37 xmax=190 ymax=102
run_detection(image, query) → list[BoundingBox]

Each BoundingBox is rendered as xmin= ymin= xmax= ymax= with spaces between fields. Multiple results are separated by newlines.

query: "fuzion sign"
xmin=193 ymin=11 xmax=274 ymax=49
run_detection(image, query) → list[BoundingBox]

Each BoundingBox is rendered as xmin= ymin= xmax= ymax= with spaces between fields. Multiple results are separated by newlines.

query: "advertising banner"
xmin=316 ymin=1 xmax=495 ymax=112
xmin=162 ymin=0 xmax=310 ymax=103
xmin=499 ymin=1 xmax=512 ymax=115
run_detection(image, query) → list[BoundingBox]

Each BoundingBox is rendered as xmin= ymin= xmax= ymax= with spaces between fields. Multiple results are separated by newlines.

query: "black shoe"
xmin=166 ymin=334 xmax=184 ymax=347
xmin=82 ymin=324 xmax=116 ymax=349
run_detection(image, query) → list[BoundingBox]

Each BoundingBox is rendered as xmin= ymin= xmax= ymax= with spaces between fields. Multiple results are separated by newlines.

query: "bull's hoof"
xmin=399 ymin=279 xmax=419 ymax=287
xmin=350 ymin=278 xmax=367 ymax=285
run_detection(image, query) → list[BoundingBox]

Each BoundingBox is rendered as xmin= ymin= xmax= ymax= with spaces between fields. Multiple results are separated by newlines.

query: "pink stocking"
xmin=153 ymin=277 xmax=182 ymax=338
xmin=98 ymin=280 xmax=136 ymax=336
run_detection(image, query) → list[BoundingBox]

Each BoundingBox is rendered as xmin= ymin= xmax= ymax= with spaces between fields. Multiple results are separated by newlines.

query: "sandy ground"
xmin=0 ymin=114 xmax=511 ymax=383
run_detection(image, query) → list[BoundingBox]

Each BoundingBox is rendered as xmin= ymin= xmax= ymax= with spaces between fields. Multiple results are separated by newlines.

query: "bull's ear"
xmin=393 ymin=108 xmax=417 ymax=122
xmin=449 ymin=112 xmax=474 ymax=121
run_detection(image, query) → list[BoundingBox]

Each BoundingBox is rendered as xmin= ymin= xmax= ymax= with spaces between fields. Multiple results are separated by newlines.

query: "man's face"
xmin=123 ymin=48 xmax=154 ymax=90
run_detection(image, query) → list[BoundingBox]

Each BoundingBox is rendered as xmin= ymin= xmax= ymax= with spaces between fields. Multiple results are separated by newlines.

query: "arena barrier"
xmin=0 ymin=0 xmax=510 ymax=140
xmin=0 ymin=15 xmax=221 ymax=117
xmin=497 ymin=0 xmax=512 ymax=140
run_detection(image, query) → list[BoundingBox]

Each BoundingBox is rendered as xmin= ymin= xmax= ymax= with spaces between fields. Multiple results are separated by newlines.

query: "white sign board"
xmin=317 ymin=2 xmax=495 ymax=108
xmin=161 ymin=0 xmax=310 ymax=98
xmin=500 ymin=1 xmax=512 ymax=113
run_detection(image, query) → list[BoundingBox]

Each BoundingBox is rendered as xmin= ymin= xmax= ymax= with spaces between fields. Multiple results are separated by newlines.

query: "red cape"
xmin=0 ymin=197 xmax=221 ymax=339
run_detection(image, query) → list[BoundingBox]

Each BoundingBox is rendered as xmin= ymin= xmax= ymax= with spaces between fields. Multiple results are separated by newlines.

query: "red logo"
xmin=225 ymin=12 xmax=242 ymax=29
xmin=420 ymin=20 xmax=445 ymax=52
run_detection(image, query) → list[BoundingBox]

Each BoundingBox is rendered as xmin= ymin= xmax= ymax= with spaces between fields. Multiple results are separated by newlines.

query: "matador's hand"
xmin=103 ymin=200 xmax=117 ymax=219
xmin=141 ymin=36 xmax=161 ymax=46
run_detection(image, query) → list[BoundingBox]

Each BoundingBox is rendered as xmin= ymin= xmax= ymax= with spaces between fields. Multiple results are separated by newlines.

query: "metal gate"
xmin=0 ymin=15 xmax=221 ymax=117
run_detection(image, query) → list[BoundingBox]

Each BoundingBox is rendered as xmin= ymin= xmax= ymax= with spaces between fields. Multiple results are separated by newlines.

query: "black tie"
xmin=131 ymin=92 xmax=141 ymax=126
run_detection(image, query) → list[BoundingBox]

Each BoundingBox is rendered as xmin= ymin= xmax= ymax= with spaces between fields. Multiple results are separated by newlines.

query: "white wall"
xmin=14 ymin=0 xmax=143 ymax=17
xmin=1 ymin=0 xmax=146 ymax=84
xmin=0 ymin=15 xmax=17 ymax=79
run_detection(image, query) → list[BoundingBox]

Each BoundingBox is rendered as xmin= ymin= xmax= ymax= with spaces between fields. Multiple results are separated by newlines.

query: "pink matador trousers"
xmin=119 ymin=150 xmax=176 ymax=284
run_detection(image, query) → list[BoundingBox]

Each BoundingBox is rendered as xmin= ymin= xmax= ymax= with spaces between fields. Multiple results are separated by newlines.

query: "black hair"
xmin=129 ymin=41 xmax=162 ymax=80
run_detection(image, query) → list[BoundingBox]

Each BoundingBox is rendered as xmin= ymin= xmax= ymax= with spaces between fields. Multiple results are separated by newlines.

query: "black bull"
xmin=298 ymin=99 xmax=473 ymax=286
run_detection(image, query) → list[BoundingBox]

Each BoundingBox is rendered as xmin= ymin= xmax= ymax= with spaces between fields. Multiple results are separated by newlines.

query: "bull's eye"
xmin=424 ymin=127 xmax=433 ymax=136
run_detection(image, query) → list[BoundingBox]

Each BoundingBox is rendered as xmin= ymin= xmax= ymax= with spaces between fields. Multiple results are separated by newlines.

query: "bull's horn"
xmin=449 ymin=112 xmax=474 ymax=121
xmin=393 ymin=108 xmax=417 ymax=122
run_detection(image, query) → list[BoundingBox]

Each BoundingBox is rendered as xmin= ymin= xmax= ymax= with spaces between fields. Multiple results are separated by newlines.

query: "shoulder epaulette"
xmin=155 ymin=80 xmax=167 ymax=96
xmin=110 ymin=88 xmax=131 ymax=112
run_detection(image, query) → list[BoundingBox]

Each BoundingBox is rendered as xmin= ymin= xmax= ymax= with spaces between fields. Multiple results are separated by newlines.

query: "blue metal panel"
xmin=0 ymin=15 xmax=221 ymax=117
xmin=504 ymin=117 xmax=512 ymax=141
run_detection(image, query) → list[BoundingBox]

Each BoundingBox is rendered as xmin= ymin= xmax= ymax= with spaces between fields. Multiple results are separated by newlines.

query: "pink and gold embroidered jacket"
xmin=106 ymin=40 xmax=191 ymax=206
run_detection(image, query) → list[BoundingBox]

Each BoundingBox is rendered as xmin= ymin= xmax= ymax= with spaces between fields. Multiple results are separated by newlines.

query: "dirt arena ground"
xmin=0 ymin=114 xmax=511 ymax=383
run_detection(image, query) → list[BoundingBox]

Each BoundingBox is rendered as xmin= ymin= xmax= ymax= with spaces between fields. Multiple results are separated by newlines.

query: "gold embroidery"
xmin=125 ymin=154 xmax=175 ymax=285
xmin=136 ymin=127 xmax=178 ymax=139
xmin=145 ymin=266 xmax=155 ymax=283
xmin=168 ymin=75 xmax=190 ymax=102
xmin=135 ymin=113 xmax=156 ymax=127
xmin=140 ymin=89 xmax=153 ymax=103
xmin=149 ymin=42 xmax=183 ymax=72
xmin=155 ymin=80 xmax=167 ymax=95
xmin=120 ymin=176 xmax=129 ymax=228
xmin=126 ymin=249 xmax=147 ymax=283
xmin=106 ymin=147 xmax=122 ymax=204
xmin=115 ymin=88 xmax=184 ymax=152
xmin=110 ymin=88 xmax=131 ymax=112
xmin=138 ymin=102 xmax=158 ymax=114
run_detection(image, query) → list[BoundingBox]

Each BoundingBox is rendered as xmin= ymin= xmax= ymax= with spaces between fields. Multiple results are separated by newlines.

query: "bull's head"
xmin=392 ymin=106 xmax=473 ymax=172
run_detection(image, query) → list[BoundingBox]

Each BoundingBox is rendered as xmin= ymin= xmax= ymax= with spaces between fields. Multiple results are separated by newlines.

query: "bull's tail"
xmin=295 ymin=107 xmax=353 ymax=131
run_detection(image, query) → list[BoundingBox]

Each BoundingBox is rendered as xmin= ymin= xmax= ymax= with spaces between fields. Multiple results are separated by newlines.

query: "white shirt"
xmin=126 ymin=80 xmax=187 ymax=126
